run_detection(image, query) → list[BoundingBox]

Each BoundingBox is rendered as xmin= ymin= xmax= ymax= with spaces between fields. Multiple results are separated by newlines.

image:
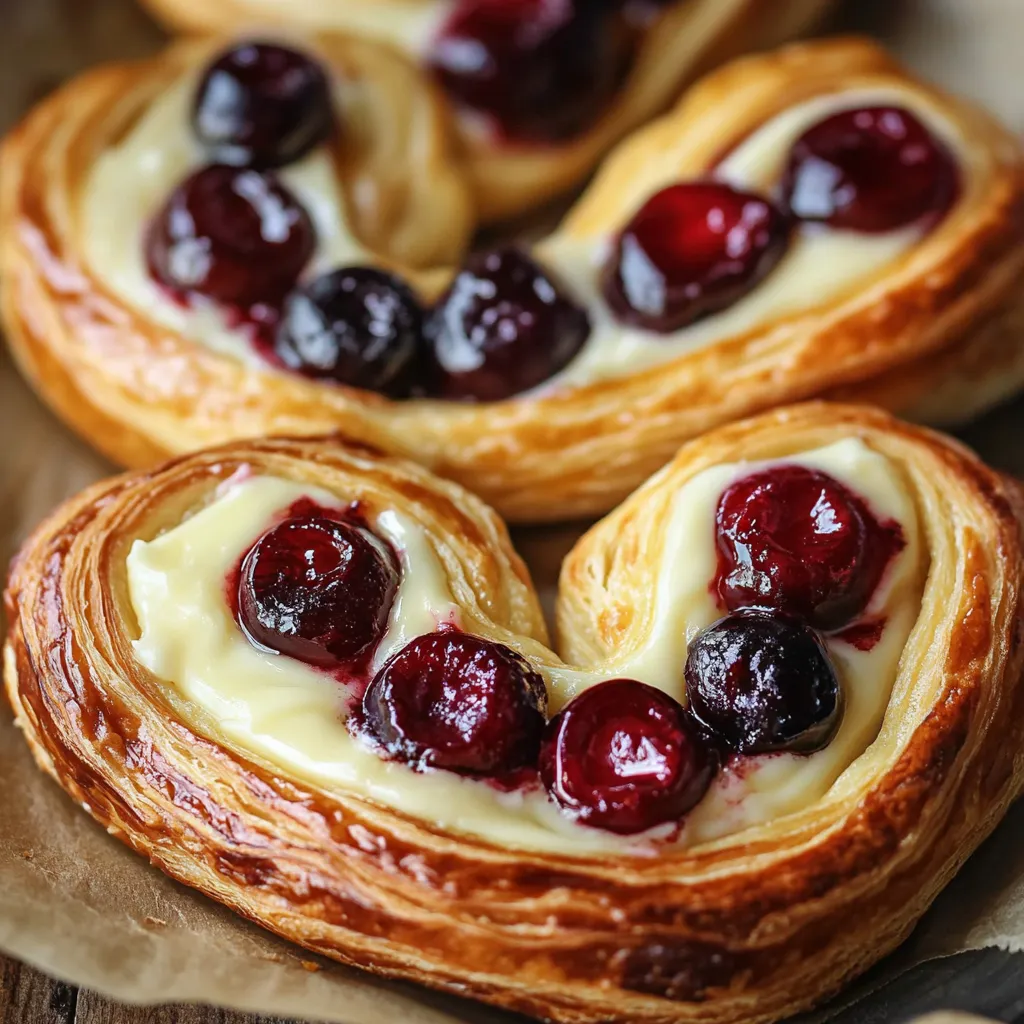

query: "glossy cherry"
xmin=193 ymin=42 xmax=334 ymax=168
xmin=362 ymin=631 xmax=548 ymax=774
xmin=424 ymin=247 xmax=590 ymax=401
xmin=539 ymin=679 xmax=715 ymax=834
xmin=275 ymin=267 xmax=423 ymax=393
xmin=685 ymin=612 xmax=841 ymax=755
xmin=603 ymin=182 xmax=790 ymax=333
xmin=146 ymin=164 xmax=316 ymax=309
xmin=783 ymin=106 xmax=959 ymax=233
xmin=427 ymin=0 xmax=629 ymax=142
xmin=238 ymin=513 xmax=398 ymax=667
xmin=715 ymin=464 xmax=905 ymax=632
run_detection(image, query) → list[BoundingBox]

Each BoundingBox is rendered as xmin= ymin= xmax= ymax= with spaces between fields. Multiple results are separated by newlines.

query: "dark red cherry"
xmin=783 ymin=106 xmax=959 ymax=233
xmin=685 ymin=612 xmax=841 ymax=755
xmin=715 ymin=465 xmax=905 ymax=632
xmin=603 ymin=182 xmax=790 ymax=333
xmin=427 ymin=0 xmax=630 ymax=142
xmin=238 ymin=514 xmax=398 ymax=667
xmin=362 ymin=631 xmax=548 ymax=774
xmin=146 ymin=164 xmax=316 ymax=308
xmin=193 ymin=42 xmax=334 ymax=169
xmin=424 ymin=247 xmax=590 ymax=401
xmin=539 ymin=679 xmax=715 ymax=834
xmin=275 ymin=267 xmax=422 ymax=394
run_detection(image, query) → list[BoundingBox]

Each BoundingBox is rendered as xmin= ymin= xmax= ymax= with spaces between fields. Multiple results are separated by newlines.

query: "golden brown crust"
xmin=135 ymin=0 xmax=835 ymax=221
xmin=3 ymin=38 xmax=1023 ymax=523
xmin=6 ymin=402 xmax=1024 ymax=1024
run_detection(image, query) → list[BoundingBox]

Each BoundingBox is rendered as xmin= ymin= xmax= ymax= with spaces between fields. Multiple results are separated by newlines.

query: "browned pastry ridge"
xmin=2 ymin=38 xmax=1023 ymax=524
xmin=6 ymin=402 xmax=1024 ymax=1024
xmin=134 ymin=0 xmax=835 ymax=221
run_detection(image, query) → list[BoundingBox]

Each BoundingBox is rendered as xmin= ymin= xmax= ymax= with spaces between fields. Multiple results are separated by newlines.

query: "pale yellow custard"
xmin=82 ymin=69 xmax=965 ymax=391
xmin=126 ymin=439 xmax=924 ymax=854
xmin=539 ymin=88 xmax=966 ymax=388
xmin=81 ymin=73 xmax=366 ymax=370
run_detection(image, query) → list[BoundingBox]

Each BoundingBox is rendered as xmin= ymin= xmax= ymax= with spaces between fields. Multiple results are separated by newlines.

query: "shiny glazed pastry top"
xmin=7 ymin=402 xmax=1024 ymax=1023
xmin=134 ymin=0 xmax=835 ymax=221
xmin=3 ymin=37 xmax=1023 ymax=522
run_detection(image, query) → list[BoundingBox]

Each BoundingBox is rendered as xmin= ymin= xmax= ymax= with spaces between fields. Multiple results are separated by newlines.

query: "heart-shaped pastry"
xmin=7 ymin=402 xmax=1024 ymax=1023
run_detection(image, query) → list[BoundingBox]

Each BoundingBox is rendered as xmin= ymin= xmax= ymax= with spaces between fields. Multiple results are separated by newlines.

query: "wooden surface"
xmin=0 ymin=957 xmax=286 ymax=1023
xmin=3 ymin=949 xmax=1024 ymax=1023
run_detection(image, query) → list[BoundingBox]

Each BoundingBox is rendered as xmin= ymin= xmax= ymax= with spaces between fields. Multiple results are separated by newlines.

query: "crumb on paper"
xmin=300 ymin=960 xmax=321 ymax=973
xmin=21 ymin=850 xmax=33 ymax=860
xmin=143 ymin=916 xmax=167 ymax=929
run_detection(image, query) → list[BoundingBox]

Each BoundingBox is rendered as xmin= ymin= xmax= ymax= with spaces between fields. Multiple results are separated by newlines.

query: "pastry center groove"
xmin=126 ymin=438 xmax=924 ymax=854
xmin=83 ymin=48 xmax=964 ymax=399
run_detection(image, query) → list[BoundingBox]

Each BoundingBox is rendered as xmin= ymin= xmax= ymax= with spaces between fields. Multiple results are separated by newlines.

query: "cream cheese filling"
xmin=81 ymin=73 xmax=965 ymax=392
xmin=126 ymin=438 xmax=923 ymax=854
xmin=538 ymin=87 xmax=966 ymax=388
xmin=81 ymin=73 xmax=367 ymax=370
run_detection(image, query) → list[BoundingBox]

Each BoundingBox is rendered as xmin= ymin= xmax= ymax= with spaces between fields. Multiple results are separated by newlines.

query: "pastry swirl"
xmin=2 ymin=38 xmax=1022 ymax=523
xmin=135 ymin=0 xmax=835 ymax=221
xmin=6 ymin=402 xmax=1024 ymax=1024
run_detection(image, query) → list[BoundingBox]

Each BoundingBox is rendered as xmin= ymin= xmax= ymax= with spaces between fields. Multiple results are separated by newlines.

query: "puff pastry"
xmin=3 ymin=38 xmax=1023 ymax=523
xmin=6 ymin=402 xmax=1024 ymax=1024
xmin=134 ymin=0 xmax=835 ymax=221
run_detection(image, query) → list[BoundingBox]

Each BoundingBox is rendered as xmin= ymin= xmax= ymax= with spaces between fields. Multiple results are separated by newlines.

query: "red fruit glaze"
xmin=192 ymin=42 xmax=334 ymax=169
xmin=238 ymin=511 xmax=398 ymax=667
xmin=603 ymin=182 xmax=790 ymax=333
xmin=146 ymin=164 xmax=316 ymax=310
xmin=715 ymin=465 xmax=905 ymax=632
xmin=783 ymin=106 xmax=959 ymax=233
xmin=539 ymin=679 xmax=715 ymax=834
xmin=362 ymin=631 xmax=548 ymax=774
xmin=426 ymin=0 xmax=630 ymax=142
xmin=835 ymin=619 xmax=886 ymax=652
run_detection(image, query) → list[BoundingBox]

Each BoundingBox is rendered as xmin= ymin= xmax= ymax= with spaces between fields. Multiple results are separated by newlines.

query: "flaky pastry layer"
xmin=6 ymin=403 xmax=1024 ymax=1024
xmin=2 ymin=39 xmax=1023 ymax=523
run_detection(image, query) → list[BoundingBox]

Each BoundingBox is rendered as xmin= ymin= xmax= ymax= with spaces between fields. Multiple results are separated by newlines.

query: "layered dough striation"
xmin=6 ymin=402 xmax=1024 ymax=1024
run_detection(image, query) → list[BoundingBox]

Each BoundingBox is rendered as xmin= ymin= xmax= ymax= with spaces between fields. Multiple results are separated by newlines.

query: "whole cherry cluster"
xmin=231 ymin=465 xmax=904 ymax=837
xmin=146 ymin=19 xmax=958 ymax=405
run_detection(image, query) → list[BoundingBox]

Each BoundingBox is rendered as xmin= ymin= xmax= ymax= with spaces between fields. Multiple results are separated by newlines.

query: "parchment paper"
xmin=912 ymin=1016 xmax=999 ymax=1024
xmin=2 ymin=1 xmax=1024 ymax=1020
